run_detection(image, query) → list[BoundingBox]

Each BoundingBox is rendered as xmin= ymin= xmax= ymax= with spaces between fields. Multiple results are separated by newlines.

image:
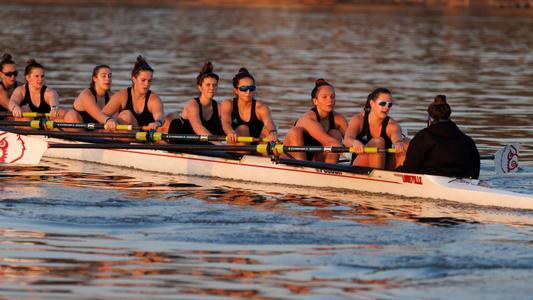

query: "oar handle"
xmin=267 ymin=145 xmax=396 ymax=155
xmin=0 ymin=112 xmax=51 ymax=118
xmin=257 ymin=144 xmax=396 ymax=155
xmin=35 ymin=121 xmax=133 ymax=131
xmin=162 ymin=133 xmax=265 ymax=143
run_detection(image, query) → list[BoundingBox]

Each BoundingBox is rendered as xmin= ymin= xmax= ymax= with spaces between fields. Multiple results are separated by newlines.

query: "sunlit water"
xmin=1 ymin=3 xmax=532 ymax=300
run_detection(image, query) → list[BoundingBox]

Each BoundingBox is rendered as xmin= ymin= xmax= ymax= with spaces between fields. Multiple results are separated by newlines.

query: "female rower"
xmin=167 ymin=62 xmax=224 ymax=141
xmin=0 ymin=54 xmax=22 ymax=116
xmin=220 ymin=67 xmax=278 ymax=143
xmin=283 ymin=78 xmax=348 ymax=163
xmin=9 ymin=59 xmax=65 ymax=120
xmin=63 ymin=64 xmax=113 ymax=125
xmin=402 ymin=95 xmax=480 ymax=178
xmin=344 ymin=87 xmax=408 ymax=170
xmin=101 ymin=56 xmax=165 ymax=131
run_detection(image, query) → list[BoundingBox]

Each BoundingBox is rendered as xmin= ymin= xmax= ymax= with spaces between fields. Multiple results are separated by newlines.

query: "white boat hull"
xmin=38 ymin=137 xmax=533 ymax=210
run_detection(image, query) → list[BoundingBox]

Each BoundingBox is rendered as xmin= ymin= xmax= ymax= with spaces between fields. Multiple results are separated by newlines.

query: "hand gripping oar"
xmin=0 ymin=120 xmax=134 ymax=131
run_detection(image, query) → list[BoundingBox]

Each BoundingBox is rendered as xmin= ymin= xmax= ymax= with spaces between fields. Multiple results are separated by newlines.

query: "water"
xmin=1 ymin=3 xmax=533 ymax=299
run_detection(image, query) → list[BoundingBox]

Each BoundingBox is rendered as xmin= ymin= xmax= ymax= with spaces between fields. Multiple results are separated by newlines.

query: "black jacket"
xmin=402 ymin=120 xmax=480 ymax=179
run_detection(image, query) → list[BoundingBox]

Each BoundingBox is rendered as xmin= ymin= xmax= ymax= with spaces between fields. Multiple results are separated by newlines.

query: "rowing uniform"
xmin=402 ymin=120 xmax=480 ymax=179
xmin=301 ymin=107 xmax=336 ymax=160
xmin=351 ymin=111 xmax=393 ymax=162
xmin=231 ymin=97 xmax=263 ymax=138
xmin=74 ymin=87 xmax=110 ymax=123
xmin=356 ymin=110 xmax=392 ymax=149
xmin=20 ymin=84 xmax=50 ymax=113
xmin=125 ymin=87 xmax=154 ymax=127
xmin=0 ymin=81 xmax=18 ymax=115
xmin=168 ymin=97 xmax=224 ymax=138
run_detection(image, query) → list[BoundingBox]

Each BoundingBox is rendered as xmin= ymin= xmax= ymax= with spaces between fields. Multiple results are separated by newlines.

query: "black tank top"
xmin=231 ymin=98 xmax=264 ymax=138
xmin=356 ymin=110 xmax=392 ymax=149
xmin=74 ymin=87 xmax=110 ymax=123
xmin=21 ymin=84 xmax=50 ymax=113
xmin=125 ymin=87 xmax=154 ymax=127
xmin=190 ymin=97 xmax=223 ymax=135
xmin=0 ymin=81 xmax=17 ymax=112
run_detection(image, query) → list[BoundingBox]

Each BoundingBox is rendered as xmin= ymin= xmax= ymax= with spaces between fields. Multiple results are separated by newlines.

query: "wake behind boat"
xmin=1 ymin=130 xmax=531 ymax=210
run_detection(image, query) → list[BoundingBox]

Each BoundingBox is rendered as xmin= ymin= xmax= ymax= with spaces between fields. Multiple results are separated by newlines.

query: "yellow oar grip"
xmin=29 ymin=120 xmax=41 ymax=129
xmin=256 ymin=144 xmax=269 ymax=154
xmin=358 ymin=147 xmax=397 ymax=154
xmin=364 ymin=147 xmax=379 ymax=153
xmin=135 ymin=132 xmax=163 ymax=141
xmin=22 ymin=112 xmax=47 ymax=118
xmin=236 ymin=136 xmax=255 ymax=143
xmin=45 ymin=121 xmax=55 ymax=130
xmin=116 ymin=125 xmax=133 ymax=131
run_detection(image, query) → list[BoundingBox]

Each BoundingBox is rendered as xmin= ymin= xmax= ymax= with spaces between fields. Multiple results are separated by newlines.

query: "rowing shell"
xmin=1 ymin=131 xmax=532 ymax=210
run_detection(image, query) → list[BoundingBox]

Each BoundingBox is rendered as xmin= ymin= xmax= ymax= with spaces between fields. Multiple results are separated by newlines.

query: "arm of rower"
xmin=333 ymin=112 xmax=349 ymax=136
xmin=256 ymin=101 xmax=277 ymax=133
xmin=148 ymin=93 xmax=164 ymax=124
xmin=387 ymin=119 xmax=407 ymax=152
xmin=220 ymin=99 xmax=235 ymax=135
xmin=343 ymin=114 xmax=363 ymax=147
xmin=298 ymin=112 xmax=340 ymax=146
xmin=76 ymin=89 xmax=108 ymax=124
xmin=185 ymin=99 xmax=213 ymax=135
xmin=101 ymin=90 xmax=125 ymax=117
xmin=8 ymin=86 xmax=26 ymax=117
xmin=44 ymin=88 xmax=60 ymax=108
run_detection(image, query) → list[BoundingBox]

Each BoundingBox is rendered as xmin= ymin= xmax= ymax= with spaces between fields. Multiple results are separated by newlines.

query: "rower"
xmin=0 ymin=53 xmax=22 ymax=119
xmin=344 ymin=87 xmax=408 ymax=170
xmin=401 ymin=95 xmax=480 ymax=178
xmin=167 ymin=62 xmax=224 ymax=144
xmin=8 ymin=58 xmax=65 ymax=121
xmin=282 ymin=78 xmax=348 ymax=163
xmin=101 ymin=56 xmax=166 ymax=132
xmin=220 ymin=67 xmax=278 ymax=144
xmin=63 ymin=65 xmax=113 ymax=127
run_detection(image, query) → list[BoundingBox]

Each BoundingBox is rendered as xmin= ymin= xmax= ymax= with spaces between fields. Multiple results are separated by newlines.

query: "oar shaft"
xmin=49 ymin=143 xmax=259 ymax=152
xmin=0 ymin=112 xmax=51 ymax=118
xmin=277 ymin=145 xmax=396 ymax=154
xmin=163 ymin=133 xmax=263 ymax=143
xmin=0 ymin=120 xmax=133 ymax=131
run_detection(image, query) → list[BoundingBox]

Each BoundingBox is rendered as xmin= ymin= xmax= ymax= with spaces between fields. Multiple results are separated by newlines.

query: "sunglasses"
xmin=377 ymin=100 xmax=393 ymax=108
xmin=2 ymin=71 xmax=18 ymax=77
xmin=238 ymin=85 xmax=256 ymax=92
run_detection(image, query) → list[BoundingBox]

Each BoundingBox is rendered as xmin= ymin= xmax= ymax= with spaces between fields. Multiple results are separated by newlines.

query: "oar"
xmin=0 ymin=120 xmax=134 ymax=131
xmin=0 ymin=127 xmax=267 ymax=143
xmin=0 ymin=111 xmax=50 ymax=118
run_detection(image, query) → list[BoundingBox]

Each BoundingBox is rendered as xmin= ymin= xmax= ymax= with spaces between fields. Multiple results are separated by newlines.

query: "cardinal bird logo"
xmin=0 ymin=131 xmax=27 ymax=163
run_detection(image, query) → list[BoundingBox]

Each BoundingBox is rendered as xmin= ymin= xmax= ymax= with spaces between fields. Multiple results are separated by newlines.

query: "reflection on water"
xmin=1 ymin=3 xmax=533 ymax=299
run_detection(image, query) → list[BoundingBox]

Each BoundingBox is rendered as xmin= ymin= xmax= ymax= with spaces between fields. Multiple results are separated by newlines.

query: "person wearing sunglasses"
xmin=282 ymin=78 xmax=348 ymax=163
xmin=221 ymin=67 xmax=278 ymax=144
xmin=344 ymin=87 xmax=408 ymax=170
xmin=401 ymin=95 xmax=479 ymax=178
xmin=9 ymin=58 xmax=65 ymax=121
xmin=101 ymin=56 xmax=165 ymax=131
xmin=63 ymin=64 xmax=113 ymax=127
xmin=167 ymin=62 xmax=224 ymax=143
xmin=0 ymin=54 xmax=22 ymax=118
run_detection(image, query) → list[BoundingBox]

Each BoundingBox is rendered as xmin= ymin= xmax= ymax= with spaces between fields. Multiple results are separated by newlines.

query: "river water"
xmin=1 ymin=3 xmax=532 ymax=300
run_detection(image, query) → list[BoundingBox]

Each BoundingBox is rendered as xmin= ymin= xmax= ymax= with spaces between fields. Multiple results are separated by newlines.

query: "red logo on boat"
xmin=502 ymin=145 xmax=518 ymax=173
xmin=402 ymin=175 xmax=422 ymax=185
xmin=0 ymin=132 xmax=26 ymax=163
